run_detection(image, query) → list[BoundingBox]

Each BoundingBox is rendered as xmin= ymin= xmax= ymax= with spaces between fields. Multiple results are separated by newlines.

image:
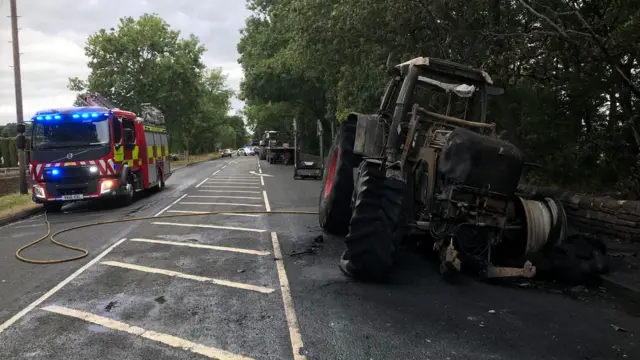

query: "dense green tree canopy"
xmin=238 ymin=0 xmax=640 ymax=196
xmin=67 ymin=13 xmax=246 ymax=154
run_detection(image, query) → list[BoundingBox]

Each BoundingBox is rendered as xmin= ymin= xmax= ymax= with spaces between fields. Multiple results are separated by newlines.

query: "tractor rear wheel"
xmin=340 ymin=159 xmax=407 ymax=282
xmin=318 ymin=118 xmax=361 ymax=235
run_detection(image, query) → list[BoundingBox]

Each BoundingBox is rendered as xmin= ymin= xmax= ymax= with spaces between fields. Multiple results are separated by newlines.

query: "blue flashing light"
xmin=72 ymin=114 xmax=80 ymax=119
xmin=51 ymin=169 xmax=60 ymax=176
xmin=33 ymin=110 xmax=111 ymax=122
xmin=44 ymin=115 xmax=52 ymax=120
xmin=53 ymin=115 xmax=62 ymax=120
xmin=81 ymin=113 xmax=89 ymax=119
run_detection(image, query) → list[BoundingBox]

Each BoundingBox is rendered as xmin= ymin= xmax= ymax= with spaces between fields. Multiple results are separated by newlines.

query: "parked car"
xmin=220 ymin=148 xmax=233 ymax=158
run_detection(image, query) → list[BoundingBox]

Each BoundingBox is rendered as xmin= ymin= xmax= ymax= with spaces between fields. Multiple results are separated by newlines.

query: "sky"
xmin=0 ymin=0 xmax=251 ymax=125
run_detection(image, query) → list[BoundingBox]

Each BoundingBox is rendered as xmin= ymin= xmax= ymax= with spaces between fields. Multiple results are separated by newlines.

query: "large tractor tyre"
xmin=318 ymin=119 xmax=361 ymax=235
xmin=341 ymin=160 xmax=407 ymax=282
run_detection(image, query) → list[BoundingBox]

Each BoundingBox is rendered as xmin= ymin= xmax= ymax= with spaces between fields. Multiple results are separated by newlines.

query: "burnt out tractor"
xmin=318 ymin=57 xmax=568 ymax=282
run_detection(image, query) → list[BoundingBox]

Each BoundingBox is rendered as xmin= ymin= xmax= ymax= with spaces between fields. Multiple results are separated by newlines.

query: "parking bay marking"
xmin=129 ymin=238 xmax=271 ymax=256
xmin=198 ymin=190 xmax=261 ymax=194
xmin=188 ymin=195 xmax=262 ymax=200
xmin=41 ymin=305 xmax=254 ymax=360
xmin=100 ymin=261 xmax=275 ymax=294
xmin=166 ymin=210 xmax=261 ymax=217
xmin=151 ymin=222 xmax=266 ymax=233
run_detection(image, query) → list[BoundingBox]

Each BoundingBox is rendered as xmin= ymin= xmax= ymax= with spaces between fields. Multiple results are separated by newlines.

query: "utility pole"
xmin=9 ymin=0 xmax=28 ymax=194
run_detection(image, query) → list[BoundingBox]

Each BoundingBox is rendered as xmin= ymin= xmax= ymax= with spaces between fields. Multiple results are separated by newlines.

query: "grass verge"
xmin=0 ymin=192 xmax=39 ymax=220
xmin=172 ymin=153 xmax=221 ymax=168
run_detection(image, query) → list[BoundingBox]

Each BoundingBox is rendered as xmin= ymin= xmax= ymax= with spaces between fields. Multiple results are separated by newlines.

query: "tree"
xmin=237 ymin=0 xmax=640 ymax=196
xmin=68 ymin=13 xmax=208 ymax=152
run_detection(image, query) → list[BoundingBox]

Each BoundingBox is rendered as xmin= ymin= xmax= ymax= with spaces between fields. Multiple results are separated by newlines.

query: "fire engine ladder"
xmin=75 ymin=92 xmax=119 ymax=110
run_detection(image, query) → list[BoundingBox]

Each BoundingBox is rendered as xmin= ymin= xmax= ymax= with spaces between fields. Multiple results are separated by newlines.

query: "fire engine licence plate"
xmin=61 ymin=194 xmax=84 ymax=200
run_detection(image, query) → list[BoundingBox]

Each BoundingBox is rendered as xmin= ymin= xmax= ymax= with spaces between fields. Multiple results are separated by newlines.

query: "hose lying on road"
xmin=15 ymin=210 xmax=319 ymax=265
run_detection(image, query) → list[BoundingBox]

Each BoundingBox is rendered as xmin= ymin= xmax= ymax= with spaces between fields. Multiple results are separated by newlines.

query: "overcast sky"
xmin=0 ymin=0 xmax=251 ymax=125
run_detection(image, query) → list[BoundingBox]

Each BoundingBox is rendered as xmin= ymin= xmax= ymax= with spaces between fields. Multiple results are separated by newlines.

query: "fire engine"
xmin=29 ymin=93 xmax=171 ymax=212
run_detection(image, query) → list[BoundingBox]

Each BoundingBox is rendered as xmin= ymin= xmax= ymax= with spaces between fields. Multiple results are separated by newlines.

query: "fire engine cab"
xmin=29 ymin=93 xmax=171 ymax=212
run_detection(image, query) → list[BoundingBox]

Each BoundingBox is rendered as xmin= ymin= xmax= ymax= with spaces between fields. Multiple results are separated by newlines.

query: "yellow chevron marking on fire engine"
xmin=64 ymin=162 xmax=74 ymax=166
xmin=143 ymin=125 xmax=166 ymax=133
xmin=132 ymin=145 xmax=139 ymax=160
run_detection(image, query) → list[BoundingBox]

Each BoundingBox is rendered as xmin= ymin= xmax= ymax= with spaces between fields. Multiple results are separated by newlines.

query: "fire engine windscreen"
xmin=32 ymin=117 xmax=110 ymax=150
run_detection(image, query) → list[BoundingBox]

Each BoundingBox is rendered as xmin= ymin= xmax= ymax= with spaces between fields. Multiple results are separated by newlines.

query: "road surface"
xmin=0 ymin=156 xmax=638 ymax=360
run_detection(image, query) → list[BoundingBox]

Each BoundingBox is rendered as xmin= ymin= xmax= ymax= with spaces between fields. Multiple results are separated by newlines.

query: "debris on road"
xmin=611 ymin=324 xmax=628 ymax=332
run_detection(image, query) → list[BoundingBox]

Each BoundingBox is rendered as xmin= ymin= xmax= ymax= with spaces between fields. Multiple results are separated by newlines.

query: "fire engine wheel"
xmin=156 ymin=168 xmax=165 ymax=190
xmin=341 ymin=159 xmax=406 ymax=282
xmin=119 ymin=178 xmax=135 ymax=206
xmin=318 ymin=118 xmax=360 ymax=235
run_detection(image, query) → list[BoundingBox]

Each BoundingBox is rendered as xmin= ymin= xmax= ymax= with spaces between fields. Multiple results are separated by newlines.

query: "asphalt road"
xmin=0 ymin=156 xmax=638 ymax=360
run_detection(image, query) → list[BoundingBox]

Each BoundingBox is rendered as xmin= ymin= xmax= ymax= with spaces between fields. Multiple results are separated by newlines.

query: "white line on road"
xmin=260 ymin=176 xmax=264 ymax=186
xmin=0 ymin=238 xmax=128 ymax=334
xmin=152 ymin=222 xmax=266 ymax=233
xmin=180 ymin=202 xmax=263 ymax=207
xmin=101 ymin=261 xmax=275 ymax=294
xmin=129 ymin=238 xmax=271 ymax=255
xmin=271 ymin=232 xmax=306 ymax=360
xmin=198 ymin=190 xmax=262 ymax=194
xmin=166 ymin=210 xmax=261 ymax=217
xmin=0 ymin=214 xmax=44 ymax=230
xmin=208 ymin=178 xmax=260 ymax=181
xmin=263 ymin=191 xmax=271 ymax=212
xmin=188 ymin=195 xmax=262 ymax=200
xmin=154 ymin=194 xmax=188 ymax=217
xmin=259 ymin=167 xmax=262 ymax=174
xmin=195 ymin=177 xmax=210 ymax=188
xmin=211 ymin=169 xmax=222 ymax=176
xmin=13 ymin=223 xmax=44 ymax=228
xmin=207 ymin=181 xmax=261 ymax=185
xmin=41 ymin=305 xmax=254 ymax=360
xmin=199 ymin=185 xmax=262 ymax=189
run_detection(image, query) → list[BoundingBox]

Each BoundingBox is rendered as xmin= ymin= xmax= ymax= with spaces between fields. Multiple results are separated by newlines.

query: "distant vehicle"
xmin=236 ymin=148 xmax=247 ymax=156
xmin=220 ymin=148 xmax=233 ymax=158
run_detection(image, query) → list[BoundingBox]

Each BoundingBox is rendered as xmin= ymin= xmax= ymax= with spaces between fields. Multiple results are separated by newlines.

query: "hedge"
xmin=0 ymin=137 xmax=31 ymax=168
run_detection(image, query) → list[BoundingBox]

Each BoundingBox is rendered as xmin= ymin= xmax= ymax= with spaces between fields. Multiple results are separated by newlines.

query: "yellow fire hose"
xmin=15 ymin=210 xmax=319 ymax=265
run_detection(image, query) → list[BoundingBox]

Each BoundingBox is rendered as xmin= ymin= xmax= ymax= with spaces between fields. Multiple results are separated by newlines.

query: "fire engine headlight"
xmin=89 ymin=165 xmax=99 ymax=173
xmin=33 ymin=185 xmax=45 ymax=198
xmin=100 ymin=179 xmax=116 ymax=194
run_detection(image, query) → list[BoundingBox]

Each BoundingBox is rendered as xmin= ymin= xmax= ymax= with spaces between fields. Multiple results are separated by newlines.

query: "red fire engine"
xmin=29 ymin=93 xmax=171 ymax=212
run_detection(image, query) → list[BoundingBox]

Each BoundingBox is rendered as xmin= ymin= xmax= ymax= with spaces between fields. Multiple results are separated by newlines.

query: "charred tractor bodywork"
xmin=319 ymin=57 xmax=567 ymax=281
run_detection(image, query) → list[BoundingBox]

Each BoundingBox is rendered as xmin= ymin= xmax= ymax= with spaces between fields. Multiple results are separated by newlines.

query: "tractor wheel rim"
xmin=323 ymin=149 xmax=339 ymax=199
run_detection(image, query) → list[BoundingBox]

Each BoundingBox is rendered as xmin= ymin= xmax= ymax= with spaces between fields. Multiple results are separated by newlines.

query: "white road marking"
xmin=0 ymin=213 xmax=44 ymax=230
xmin=188 ymin=195 xmax=262 ymax=200
xmin=41 ymin=305 xmax=254 ymax=360
xmin=152 ymin=222 xmax=266 ymax=233
xmin=207 ymin=181 xmax=261 ymax=185
xmin=249 ymin=171 xmax=272 ymax=177
xmin=154 ymin=194 xmax=188 ymax=217
xmin=180 ymin=202 xmax=263 ymax=207
xmin=260 ymin=176 xmax=264 ymax=186
xmin=211 ymin=169 xmax=222 ymax=176
xmin=195 ymin=177 xmax=210 ymax=188
xmin=199 ymin=185 xmax=262 ymax=189
xmin=129 ymin=238 xmax=270 ymax=255
xmin=166 ymin=210 xmax=260 ymax=217
xmin=208 ymin=178 xmax=260 ymax=181
xmin=0 ymin=238 xmax=128 ymax=334
xmin=198 ymin=190 xmax=261 ymax=194
xmin=263 ymin=191 xmax=271 ymax=212
xmin=13 ymin=223 xmax=44 ymax=228
xmin=271 ymin=232 xmax=306 ymax=360
xmin=101 ymin=261 xmax=275 ymax=294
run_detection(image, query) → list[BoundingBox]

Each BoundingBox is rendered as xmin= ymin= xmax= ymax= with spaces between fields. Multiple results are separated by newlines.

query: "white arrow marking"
xmin=249 ymin=171 xmax=273 ymax=177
